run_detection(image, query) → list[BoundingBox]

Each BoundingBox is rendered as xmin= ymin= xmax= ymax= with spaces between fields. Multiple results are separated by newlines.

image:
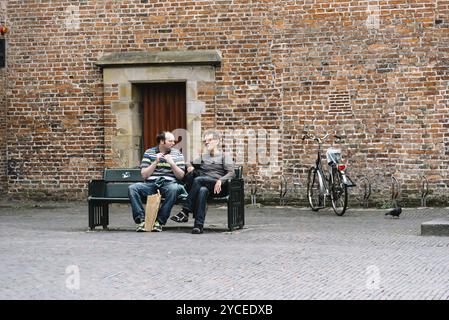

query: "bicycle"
xmin=303 ymin=133 xmax=355 ymax=216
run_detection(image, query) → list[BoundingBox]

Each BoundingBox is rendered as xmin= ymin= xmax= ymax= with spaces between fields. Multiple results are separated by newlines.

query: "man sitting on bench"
xmin=170 ymin=130 xmax=235 ymax=234
xmin=128 ymin=131 xmax=186 ymax=232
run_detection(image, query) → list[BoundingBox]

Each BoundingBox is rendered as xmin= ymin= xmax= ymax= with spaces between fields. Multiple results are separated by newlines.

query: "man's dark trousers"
xmin=183 ymin=174 xmax=228 ymax=227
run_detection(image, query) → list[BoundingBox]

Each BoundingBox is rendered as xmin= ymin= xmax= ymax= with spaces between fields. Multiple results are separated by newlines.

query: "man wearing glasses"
xmin=170 ymin=130 xmax=235 ymax=234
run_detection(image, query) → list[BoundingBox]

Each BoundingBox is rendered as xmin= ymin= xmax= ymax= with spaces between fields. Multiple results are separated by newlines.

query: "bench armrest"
xmin=228 ymin=176 xmax=243 ymax=185
xmin=234 ymin=166 xmax=242 ymax=179
xmin=227 ymin=177 xmax=244 ymax=201
xmin=88 ymin=179 xmax=107 ymax=198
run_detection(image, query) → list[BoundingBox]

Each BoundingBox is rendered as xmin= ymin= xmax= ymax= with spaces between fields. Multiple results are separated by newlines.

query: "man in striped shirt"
xmin=128 ymin=131 xmax=186 ymax=232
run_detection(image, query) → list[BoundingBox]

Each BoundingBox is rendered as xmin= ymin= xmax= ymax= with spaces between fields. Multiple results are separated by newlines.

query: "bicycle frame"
xmin=304 ymin=132 xmax=355 ymax=215
xmin=307 ymin=133 xmax=339 ymax=196
xmin=313 ymin=141 xmax=330 ymax=199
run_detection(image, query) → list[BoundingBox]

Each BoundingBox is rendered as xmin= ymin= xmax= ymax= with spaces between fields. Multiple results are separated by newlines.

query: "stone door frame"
xmin=96 ymin=50 xmax=221 ymax=168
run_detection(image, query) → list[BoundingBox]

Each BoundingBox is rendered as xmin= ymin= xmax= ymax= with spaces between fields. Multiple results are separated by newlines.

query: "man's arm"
xmin=214 ymin=153 xmax=235 ymax=194
xmin=219 ymin=153 xmax=235 ymax=182
xmin=164 ymin=154 xmax=185 ymax=180
xmin=141 ymin=152 xmax=163 ymax=180
xmin=141 ymin=162 xmax=157 ymax=180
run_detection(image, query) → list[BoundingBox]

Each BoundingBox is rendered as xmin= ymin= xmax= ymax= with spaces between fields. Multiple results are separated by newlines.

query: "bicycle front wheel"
xmin=330 ymin=167 xmax=348 ymax=216
xmin=307 ymin=167 xmax=323 ymax=211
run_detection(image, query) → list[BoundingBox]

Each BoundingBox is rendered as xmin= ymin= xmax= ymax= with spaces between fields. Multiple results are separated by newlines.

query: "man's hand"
xmin=155 ymin=153 xmax=164 ymax=163
xmin=164 ymin=154 xmax=175 ymax=166
xmin=187 ymin=166 xmax=194 ymax=173
xmin=214 ymin=180 xmax=222 ymax=194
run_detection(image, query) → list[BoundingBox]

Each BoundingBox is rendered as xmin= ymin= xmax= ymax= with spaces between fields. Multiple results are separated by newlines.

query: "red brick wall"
xmin=0 ymin=1 xmax=7 ymax=196
xmin=279 ymin=0 xmax=449 ymax=205
xmin=2 ymin=0 xmax=449 ymax=205
xmin=5 ymin=0 xmax=106 ymax=199
xmin=0 ymin=65 xmax=5 ymax=196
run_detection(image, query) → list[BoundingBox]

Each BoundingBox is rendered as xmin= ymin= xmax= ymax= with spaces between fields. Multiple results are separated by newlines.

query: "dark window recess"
xmin=0 ymin=39 xmax=5 ymax=68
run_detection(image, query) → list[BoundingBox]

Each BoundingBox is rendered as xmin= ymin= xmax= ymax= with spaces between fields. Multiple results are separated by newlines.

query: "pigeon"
xmin=385 ymin=207 xmax=402 ymax=218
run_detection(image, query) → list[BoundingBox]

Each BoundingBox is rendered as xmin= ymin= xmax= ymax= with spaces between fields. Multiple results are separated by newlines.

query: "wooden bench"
xmin=87 ymin=167 xmax=245 ymax=231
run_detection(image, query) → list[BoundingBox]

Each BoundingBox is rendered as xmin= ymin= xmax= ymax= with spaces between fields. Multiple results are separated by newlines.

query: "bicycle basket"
xmin=326 ymin=148 xmax=342 ymax=164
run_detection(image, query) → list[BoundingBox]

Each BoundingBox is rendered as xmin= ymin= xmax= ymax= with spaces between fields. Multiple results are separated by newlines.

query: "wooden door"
xmin=142 ymin=82 xmax=186 ymax=151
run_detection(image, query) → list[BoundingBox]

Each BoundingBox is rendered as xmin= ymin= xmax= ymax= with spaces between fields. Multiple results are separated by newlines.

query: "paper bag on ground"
xmin=144 ymin=190 xmax=161 ymax=231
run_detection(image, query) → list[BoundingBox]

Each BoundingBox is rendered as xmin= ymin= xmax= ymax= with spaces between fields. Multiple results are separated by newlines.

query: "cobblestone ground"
xmin=0 ymin=201 xmax=449 ymax=300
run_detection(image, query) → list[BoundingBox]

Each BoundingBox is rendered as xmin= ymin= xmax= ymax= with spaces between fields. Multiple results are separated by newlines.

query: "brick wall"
xmin=6 ymin=0 xmax=105 ymax=199
xmin=279 ymin=0 xmax=449 ymax=206
xmin=0 ymin=0 xmax=7 ymax=196
xmin=2 ymin=0 xmax=449 ymax=205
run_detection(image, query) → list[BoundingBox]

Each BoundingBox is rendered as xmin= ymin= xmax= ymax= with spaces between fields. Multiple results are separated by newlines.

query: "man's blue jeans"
xmin=183 ymin=175 xmax=228 ymax=227
xmin=128 ymin=180 xmax=183 ymax=225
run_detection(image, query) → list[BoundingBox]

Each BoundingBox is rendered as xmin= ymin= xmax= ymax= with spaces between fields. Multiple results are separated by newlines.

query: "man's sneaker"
xmin=170 ymin=211 xmax=189 ymax=223
xmin=191 ymin=225 xmax=203 ymax=234
xmin=136 ymin=221 xmax=146 ymax=232
xmin=152 ymin=220 xmax=163 ymax=232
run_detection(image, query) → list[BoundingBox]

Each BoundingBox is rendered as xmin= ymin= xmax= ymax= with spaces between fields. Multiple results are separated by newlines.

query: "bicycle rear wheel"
xmin=307 ymin=167 xmax=323 ymax=211
xmin=330 ymin=167 xmax=348 ymax=216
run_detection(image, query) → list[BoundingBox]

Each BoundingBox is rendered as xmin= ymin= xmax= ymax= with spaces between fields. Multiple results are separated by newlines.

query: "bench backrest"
xmin=99 ymin=167 xmax=243 ymax=198
xmin=102 ymin=169 xmax=143 ymax=198
xmin=104 ymin=167 xmax=242 ymax=181
xmin=103 ymin=169 xmax=143 ymax=182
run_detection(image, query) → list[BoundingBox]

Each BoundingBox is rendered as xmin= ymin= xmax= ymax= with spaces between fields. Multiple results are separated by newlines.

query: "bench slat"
xmin=88 ymin=197 xmax=130 ymax=202
xmin=105 ymin=183 xmax=134 ymax=198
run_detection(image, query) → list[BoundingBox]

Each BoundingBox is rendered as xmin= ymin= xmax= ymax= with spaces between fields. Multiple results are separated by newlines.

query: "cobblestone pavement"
xmin=1 ymin=201 xmax=449 ymax=300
